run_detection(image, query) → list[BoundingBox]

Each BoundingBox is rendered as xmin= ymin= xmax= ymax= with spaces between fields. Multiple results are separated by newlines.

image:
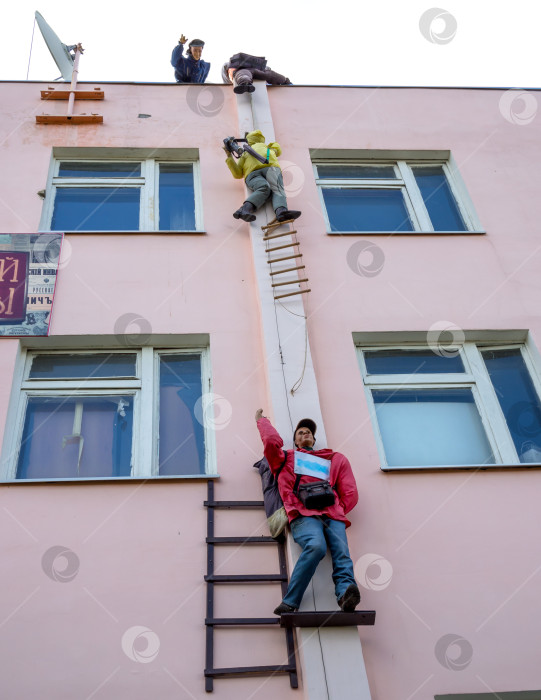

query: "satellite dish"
xmin=35 ymin=11 xmax=75 ymax=81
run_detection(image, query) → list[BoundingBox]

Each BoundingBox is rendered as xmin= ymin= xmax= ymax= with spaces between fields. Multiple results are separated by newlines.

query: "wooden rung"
xmin=274 ymin=288 xmax=311 ymax=300
xmin=261 ymin=219 xmax=281 ymax=231
xmin=36 ymin=115 xmax=103 ymax=125
xmin=269 ymin=265 xmax=305 ymax=276
xmin=41 ymin=89 xmax=105 ymax=100
xmin=267 ymin=254 xmax=302 ymax=264
xmin=262 ymin=230 xmax=297 ymax=241
xmin=265 ymin=242 xmax=299 ymax=253
xmin=272 ymin=278 xmax=309 ymax=288
xmin=262 ymin=218 xmax=297 ymax=230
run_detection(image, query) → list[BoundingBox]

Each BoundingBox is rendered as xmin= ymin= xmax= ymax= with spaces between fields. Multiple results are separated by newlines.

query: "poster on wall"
xmin=0 ymin=233 xmax=64 ymax=337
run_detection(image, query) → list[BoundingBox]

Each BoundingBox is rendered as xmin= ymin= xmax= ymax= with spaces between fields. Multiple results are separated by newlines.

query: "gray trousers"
xmin=245 ymin=167 xmax=287 ymax=211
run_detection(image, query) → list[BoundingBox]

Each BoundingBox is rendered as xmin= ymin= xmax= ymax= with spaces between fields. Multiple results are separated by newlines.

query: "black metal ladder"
xmin=204 ymin=481 xmax=298 ymax=692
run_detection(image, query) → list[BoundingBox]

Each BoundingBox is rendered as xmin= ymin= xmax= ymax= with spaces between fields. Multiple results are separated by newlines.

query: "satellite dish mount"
xmin=34 ymin=11 xmax=103 ymax=125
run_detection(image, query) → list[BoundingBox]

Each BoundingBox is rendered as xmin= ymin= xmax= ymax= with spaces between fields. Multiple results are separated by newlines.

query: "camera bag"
xmin=293 ymin=475 xmax=336 ymax=510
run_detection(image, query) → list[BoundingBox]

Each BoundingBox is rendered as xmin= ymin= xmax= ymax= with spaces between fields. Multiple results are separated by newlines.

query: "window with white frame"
xmin=2 ymin=347 xmax=214 ymax=480
xmin=357 ymin=343 xmax=541 ymax=469
xmin=41 ymin=158 xmax=202 ymax=232
xmin=435 ymin=692 xmax=541 ymax=700
xmin=313 ymin=159 xmax=480 ymax=233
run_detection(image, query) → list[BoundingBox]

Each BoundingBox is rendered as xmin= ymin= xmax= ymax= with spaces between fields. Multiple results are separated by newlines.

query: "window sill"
xmin=327 ymin=230 xmax=486 ymax=236
xmin=0 ymin=474 xmax=220 ymax=485
xmin=381 ymin=463 xmax=541 ymax=473
xmin=51 ymin=230 xmax=207 ymax=235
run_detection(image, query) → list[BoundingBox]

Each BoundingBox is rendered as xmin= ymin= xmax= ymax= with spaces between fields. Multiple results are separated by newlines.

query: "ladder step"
xmin=263 ymin=230 xmax=297 ymax=241
xmin=274 ymin=288 xmax=311 ymax=300
xmin=265 ymin=242 xmax=299 ymax=253
xmin=206 ymin=536 xmax=276 ymax=544
xmin=205 ymin=617 xmax=279 ymax=626
xmin=205 ymin=664 xmax=296 ymax=678
xmin=261 ymin=221 xmax=281 ymax=231
xmin=204 ymin=500 xmax=264 ymax=508
xmin=269 ymin=265 xmax=305 ymax=276
xmin=272 ymin=278 xmax=309 ymax=288
xmin=261 ymin=217 xmax=297 ymax=229
xmin=205 ymin=574 xmax=287 ymax=583
xmin=279 ymin=610 xmax=376 ymax=627
xmin=267 ymin=253 xmax=302 ymax=264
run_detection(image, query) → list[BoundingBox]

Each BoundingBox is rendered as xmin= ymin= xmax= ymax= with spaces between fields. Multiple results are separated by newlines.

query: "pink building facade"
xmin=0 ymin=79 xmax=540 ymax=699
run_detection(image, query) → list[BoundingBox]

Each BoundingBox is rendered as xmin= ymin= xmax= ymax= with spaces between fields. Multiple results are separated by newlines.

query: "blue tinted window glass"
xmin=159 ymin=165 xmax=196 ymax=231
xmin=30 ymin=353 xmax=137 ymax=379
xmin=364 ymin=350 xmax=464 ymax=375
xmin=374 ymin=388 xmax=475 ymax=404
xmin=16 ymin=396 xmax=133 ymax=479
xmin=58 ymin=162 xmax=141 ymax=177
xmin=482 ymin=348 xmax=541 ymax=463
xmin=51 ymin=188 xmax=140 ymax=231
xmin=318 ymin=165 xmax=396 ymax=179
xmin=372 ymin=388 xmax=495 ymax=467
xmin=322 ymin=188 xmax=414 ymax=232
xmin=412 ymin=166 xmax=466 ymax=231
xmin=159 ymin=354 xmax=205 ymax=475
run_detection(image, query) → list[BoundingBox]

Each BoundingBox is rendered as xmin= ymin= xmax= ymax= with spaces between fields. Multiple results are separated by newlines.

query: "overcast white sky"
xmin=0 ymin=0 xmax=538 ymax=88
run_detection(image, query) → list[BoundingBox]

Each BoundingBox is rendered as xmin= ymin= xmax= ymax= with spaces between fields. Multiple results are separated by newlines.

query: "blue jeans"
xmin=282 ymin=516 xmax=357 ymax=609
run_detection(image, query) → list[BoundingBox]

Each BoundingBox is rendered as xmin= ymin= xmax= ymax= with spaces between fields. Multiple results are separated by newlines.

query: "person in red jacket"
xmin=255 ymin=409 xmax=361 ymax=614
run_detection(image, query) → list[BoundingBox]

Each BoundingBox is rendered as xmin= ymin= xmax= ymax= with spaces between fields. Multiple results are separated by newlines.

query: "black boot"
xmin=338 ymin=584 xmax=361 ymax=612
xmin=275 ymin=206 xmax=301 ymax=222
xmin=233 ymin=201 xmax=256 ymax=222
xmin=274 ymin=601 xmax=296 ymax=615
xmin=233 ymin=83 xmax=255 ymax=94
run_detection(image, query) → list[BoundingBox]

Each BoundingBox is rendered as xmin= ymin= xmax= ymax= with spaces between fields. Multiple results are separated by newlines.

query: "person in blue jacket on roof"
xmin=171 ymin=35 xmax=210 ymax=83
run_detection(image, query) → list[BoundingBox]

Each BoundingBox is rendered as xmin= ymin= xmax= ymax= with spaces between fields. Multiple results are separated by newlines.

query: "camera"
xmin=223 ymin=135 xmax=269 ymax=166
xmin=223 ymin=136 xmax=246 ymax=159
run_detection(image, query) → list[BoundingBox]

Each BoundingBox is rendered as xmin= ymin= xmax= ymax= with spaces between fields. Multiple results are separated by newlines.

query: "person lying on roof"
xmin=221 ymin=52 xmax=291 ymax=94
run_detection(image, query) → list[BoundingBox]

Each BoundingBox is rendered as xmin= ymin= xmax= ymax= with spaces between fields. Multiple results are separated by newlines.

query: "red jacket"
xmin=257 ymin=417 xmax=358 ymax=527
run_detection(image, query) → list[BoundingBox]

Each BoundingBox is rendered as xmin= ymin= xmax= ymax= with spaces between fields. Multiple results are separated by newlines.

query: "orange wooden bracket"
xmin=41 ymin=89 xmax=104 ymax=100
xmin=36 ymin=114 xmax=103 ymax=125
